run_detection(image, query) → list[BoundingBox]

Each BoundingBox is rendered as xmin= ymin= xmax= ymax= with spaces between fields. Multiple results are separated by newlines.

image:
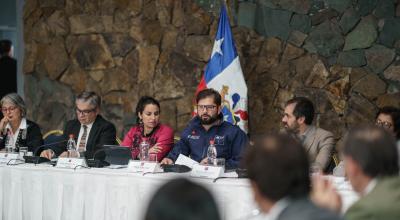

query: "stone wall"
xmin=23 ymin=0 xmax=400 ymax=140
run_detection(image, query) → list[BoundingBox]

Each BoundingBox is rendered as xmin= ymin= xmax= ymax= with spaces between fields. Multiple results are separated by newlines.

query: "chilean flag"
xmin=195 ymin=5 xmax=248 ymax=132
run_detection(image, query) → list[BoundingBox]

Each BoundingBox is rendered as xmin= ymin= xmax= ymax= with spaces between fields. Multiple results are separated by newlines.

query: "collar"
xmin=6 ymin=118 xmax=27 ymax=131
xmin=297 ymin=125 xmax=314 ymax=141
xmin=362 ymin=178 xmax=377 ymax=196
xmin=267 ymin=198 xmax=290 ymax=220
xmin=140 ymin=124 xmax=160 ymax=137
xmin=81 ymin=121 xmax=94 ymax=130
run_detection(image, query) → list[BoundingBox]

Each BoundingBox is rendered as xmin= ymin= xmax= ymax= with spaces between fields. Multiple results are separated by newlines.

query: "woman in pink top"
xmin=121 ymin=96 xmax=174 ymax=162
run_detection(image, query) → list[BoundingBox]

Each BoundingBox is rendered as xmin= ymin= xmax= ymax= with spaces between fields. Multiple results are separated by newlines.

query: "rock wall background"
xmin=23 ymin=0 xmax=400 ymax=140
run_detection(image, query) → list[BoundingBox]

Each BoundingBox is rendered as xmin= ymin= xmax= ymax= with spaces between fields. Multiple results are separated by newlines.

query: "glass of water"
xmin=19 ymin=147 xmax=28 ymax=157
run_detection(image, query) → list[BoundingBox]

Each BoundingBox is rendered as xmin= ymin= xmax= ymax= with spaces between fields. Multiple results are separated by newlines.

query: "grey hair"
xmin=0 ymin=93 xmax=26 ymax=117
xmin=76 ymin=91 xmax=101 ymax=108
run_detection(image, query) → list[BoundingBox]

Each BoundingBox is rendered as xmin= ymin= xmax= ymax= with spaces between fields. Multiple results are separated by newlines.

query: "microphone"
xmin=86 ymin=147 xmax=109 ymax=168
xmin=33 ymin=139 xmax=68 ymax=156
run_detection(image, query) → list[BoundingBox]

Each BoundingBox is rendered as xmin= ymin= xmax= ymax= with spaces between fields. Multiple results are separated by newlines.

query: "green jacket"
xmin=345 ymin=177 xmax=400 ymax=220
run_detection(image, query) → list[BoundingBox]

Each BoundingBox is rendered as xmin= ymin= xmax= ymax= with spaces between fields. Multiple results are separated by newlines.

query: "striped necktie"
xmin=78 ymin=125 xmax=88 ymax=152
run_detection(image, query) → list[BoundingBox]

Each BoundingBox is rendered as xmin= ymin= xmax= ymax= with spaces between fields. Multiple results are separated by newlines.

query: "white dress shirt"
xmin=5 ymin=118 xmax=27 ymax=148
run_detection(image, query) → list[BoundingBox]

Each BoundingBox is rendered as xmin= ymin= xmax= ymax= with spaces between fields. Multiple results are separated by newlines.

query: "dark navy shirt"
xmin=167 ymin=115 xmax=248 ymax=169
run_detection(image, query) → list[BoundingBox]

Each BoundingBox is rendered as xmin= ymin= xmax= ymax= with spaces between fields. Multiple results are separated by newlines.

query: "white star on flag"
xmin=211 ymin=38 xmax=224 ymax=58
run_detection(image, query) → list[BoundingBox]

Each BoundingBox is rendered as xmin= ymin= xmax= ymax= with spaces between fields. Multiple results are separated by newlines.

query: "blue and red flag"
xmin=194 ymin=5 xmax=248 ymax=132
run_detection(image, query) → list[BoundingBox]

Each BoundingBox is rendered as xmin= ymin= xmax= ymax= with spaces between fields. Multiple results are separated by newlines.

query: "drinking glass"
xmin=149 ymin=153 xmax=158 ymax=163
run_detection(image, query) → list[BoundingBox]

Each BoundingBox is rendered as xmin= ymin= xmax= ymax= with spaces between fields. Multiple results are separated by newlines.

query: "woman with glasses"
xmin=121 ymin=96 xmax=174 ymax=162
xmin=0 ymin=93 xmax=43 ymax=153
xmin=375 ymin=106 xmax=400 ymax=141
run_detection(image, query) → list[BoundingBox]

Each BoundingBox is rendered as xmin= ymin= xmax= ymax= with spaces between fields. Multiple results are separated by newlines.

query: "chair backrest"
xmin=43 ymin=130 xmax=64 ymax=145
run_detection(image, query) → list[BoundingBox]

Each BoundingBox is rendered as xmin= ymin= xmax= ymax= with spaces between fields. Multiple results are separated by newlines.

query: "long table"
xmin=0 ymin=164 xmax=358 ymax=220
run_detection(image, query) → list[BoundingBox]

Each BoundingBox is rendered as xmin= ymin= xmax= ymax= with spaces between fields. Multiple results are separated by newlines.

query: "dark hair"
xmin=196 ymin=88 xmax=221 ymax=106
xmin=135 ymin=96 xmax=160 ymax=124
xmin=0 ymin=40 xmax=12 ymax=56
xmin=376 ymin=106 xmax=400 ymax=139
xmin=286 ymin=97 xmax=315 ymax=125
xmin=76 ymin=91 xmax=101 ymax=108
xmin=342 ymin=125 xmax=399 ymax=178
xmin=244 ymin=133 xmax=310 ymax=202
xmin=144 ymin=178 xmax=221 ymax=220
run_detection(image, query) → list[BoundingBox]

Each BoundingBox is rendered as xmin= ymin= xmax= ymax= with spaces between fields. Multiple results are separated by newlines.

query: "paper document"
xmin=175 ymin=154 xmax=198 ymax=168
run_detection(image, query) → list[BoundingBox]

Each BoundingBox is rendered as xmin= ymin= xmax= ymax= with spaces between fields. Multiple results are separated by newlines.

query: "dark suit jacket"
xmin=50 ymin=115 xmax=116 ymax=159
xmin=0 ymin=119 xmax=44 ymax=153
xmin=0 ymin=56 xmax=17 ymax=99
xmin=278 ymin=198 xmax=342 ymax=220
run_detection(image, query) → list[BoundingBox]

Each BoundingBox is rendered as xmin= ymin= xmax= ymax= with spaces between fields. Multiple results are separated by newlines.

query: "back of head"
xmin=286 ymin=97 xmax=315 ymax=125
xmin=244 ymin=133 xmax=310 ymax=202
xmin=0 ymin=40 xmax=12 ymax=56
xmin=144 ymin=178 xmax=221 ymax=220
xmin=343 ymin=125 xmax=399 ymax=178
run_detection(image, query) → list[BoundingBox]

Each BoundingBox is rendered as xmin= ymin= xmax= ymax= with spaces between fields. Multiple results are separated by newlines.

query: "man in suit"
xmin=312 ymin=125 xmax=400 ymax=220
xmin=0 ymin=40 xmax=17 ymax=119
xmin=40 ymin=91 xmax=116 ymax=159
xmin=244 ymin=133 xmax=341 ymax=220
xmin=282 ymin=97 xmax=335 ymax=171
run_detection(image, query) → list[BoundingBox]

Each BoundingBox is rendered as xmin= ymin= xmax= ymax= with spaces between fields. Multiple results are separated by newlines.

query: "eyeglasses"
xmin=1 ymin=106 xmax=17 ymax=113
xmin=76 ymin=108 xmax=96 ymax=115
xmin=197 ymin=105 xmax=217 ymax=111
xmin=376 ymin=120 xmax=393 ymax=129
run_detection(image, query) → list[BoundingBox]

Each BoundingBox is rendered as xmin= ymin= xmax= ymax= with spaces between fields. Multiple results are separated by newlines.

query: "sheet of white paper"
xmin=221 ymin=171 xmax=238 ymax=178
xmin=175 ymin=154 xmax=198 ymax=168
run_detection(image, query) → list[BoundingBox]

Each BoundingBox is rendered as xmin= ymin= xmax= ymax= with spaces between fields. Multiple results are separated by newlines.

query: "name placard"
xmin=0 ymin=153 xmax=20 ymax=164
xmin=190 ymin=164 xmax=224 ymax=179
xmin=56 ymin=157 xmax=87 ymax=169
xmin=127 ymin=160 xmax=162 ymax=173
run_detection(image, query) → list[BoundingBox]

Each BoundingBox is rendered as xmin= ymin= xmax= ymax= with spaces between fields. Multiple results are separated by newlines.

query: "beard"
xmin=283 ymin=121 xmax=300 ymax=134
xmin=199 ymin=113 xmax=219 ymax=125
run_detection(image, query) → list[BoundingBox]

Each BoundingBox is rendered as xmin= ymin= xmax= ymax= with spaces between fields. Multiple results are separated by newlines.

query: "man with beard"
xmin=161 ymin=89 xmax=248 ymax=169
xmin=282 ymin=97 xmax=335 ymax=171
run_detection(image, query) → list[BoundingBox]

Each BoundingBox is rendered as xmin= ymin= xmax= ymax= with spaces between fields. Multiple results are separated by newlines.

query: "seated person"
xmin=161 ymin=88 xmax=248 ymax=169
xmin=144 ymin=178 xmax=220 ymax=220
xmin=0 ymin=93 xmax=43 ymax=152
xmin=375 ymin=106 xmax=400 ymax=142
xmin=245 ymin=133 xmax=341 ymax=220
xmin=312 ymin=125 xmax=400 ymax=220
xmin=40 ymin=91 xmax=116 ymax=159
xmin=121 ymin=96 xmax=174 ymax=162
xmin=282 ymin=97 xmax=335 ymax=171
xmin=334 ymin=106 xmax=400 ymax=175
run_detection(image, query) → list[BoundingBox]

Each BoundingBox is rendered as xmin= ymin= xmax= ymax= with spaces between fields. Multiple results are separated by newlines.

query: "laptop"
xmin=102 ymin=145 xmax=132 ymax=165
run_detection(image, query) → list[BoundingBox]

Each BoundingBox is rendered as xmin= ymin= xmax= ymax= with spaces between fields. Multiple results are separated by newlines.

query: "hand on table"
xmin=200 ymin=158 xmax=208 ymax=165
xmin=160 ymin=158 xmax=173 ymax=165
xmin=40 ymin=149 xmax=54 ymax=159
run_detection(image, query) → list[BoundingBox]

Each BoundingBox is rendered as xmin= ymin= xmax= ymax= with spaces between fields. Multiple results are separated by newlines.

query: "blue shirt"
xmin=167 ymin=115 xmax=248 ymax=169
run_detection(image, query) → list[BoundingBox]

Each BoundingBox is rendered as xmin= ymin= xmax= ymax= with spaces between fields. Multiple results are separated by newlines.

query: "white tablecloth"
xmin=0 ymin=164 xmax=257 ymax=220
xmin=0 ymin=164 xmax=359 ymax=220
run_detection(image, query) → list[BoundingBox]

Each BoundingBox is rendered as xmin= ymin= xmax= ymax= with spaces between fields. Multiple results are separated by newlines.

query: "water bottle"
xmin=5 ymin=131 xmax=14 ymax=153
xmin=66 ymin=134 xmax=78 ymax=158
xmin=139 ymin=140 xmax=150 ymax=161
xmin=207 ymin=139 xmax=217 ymax=166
